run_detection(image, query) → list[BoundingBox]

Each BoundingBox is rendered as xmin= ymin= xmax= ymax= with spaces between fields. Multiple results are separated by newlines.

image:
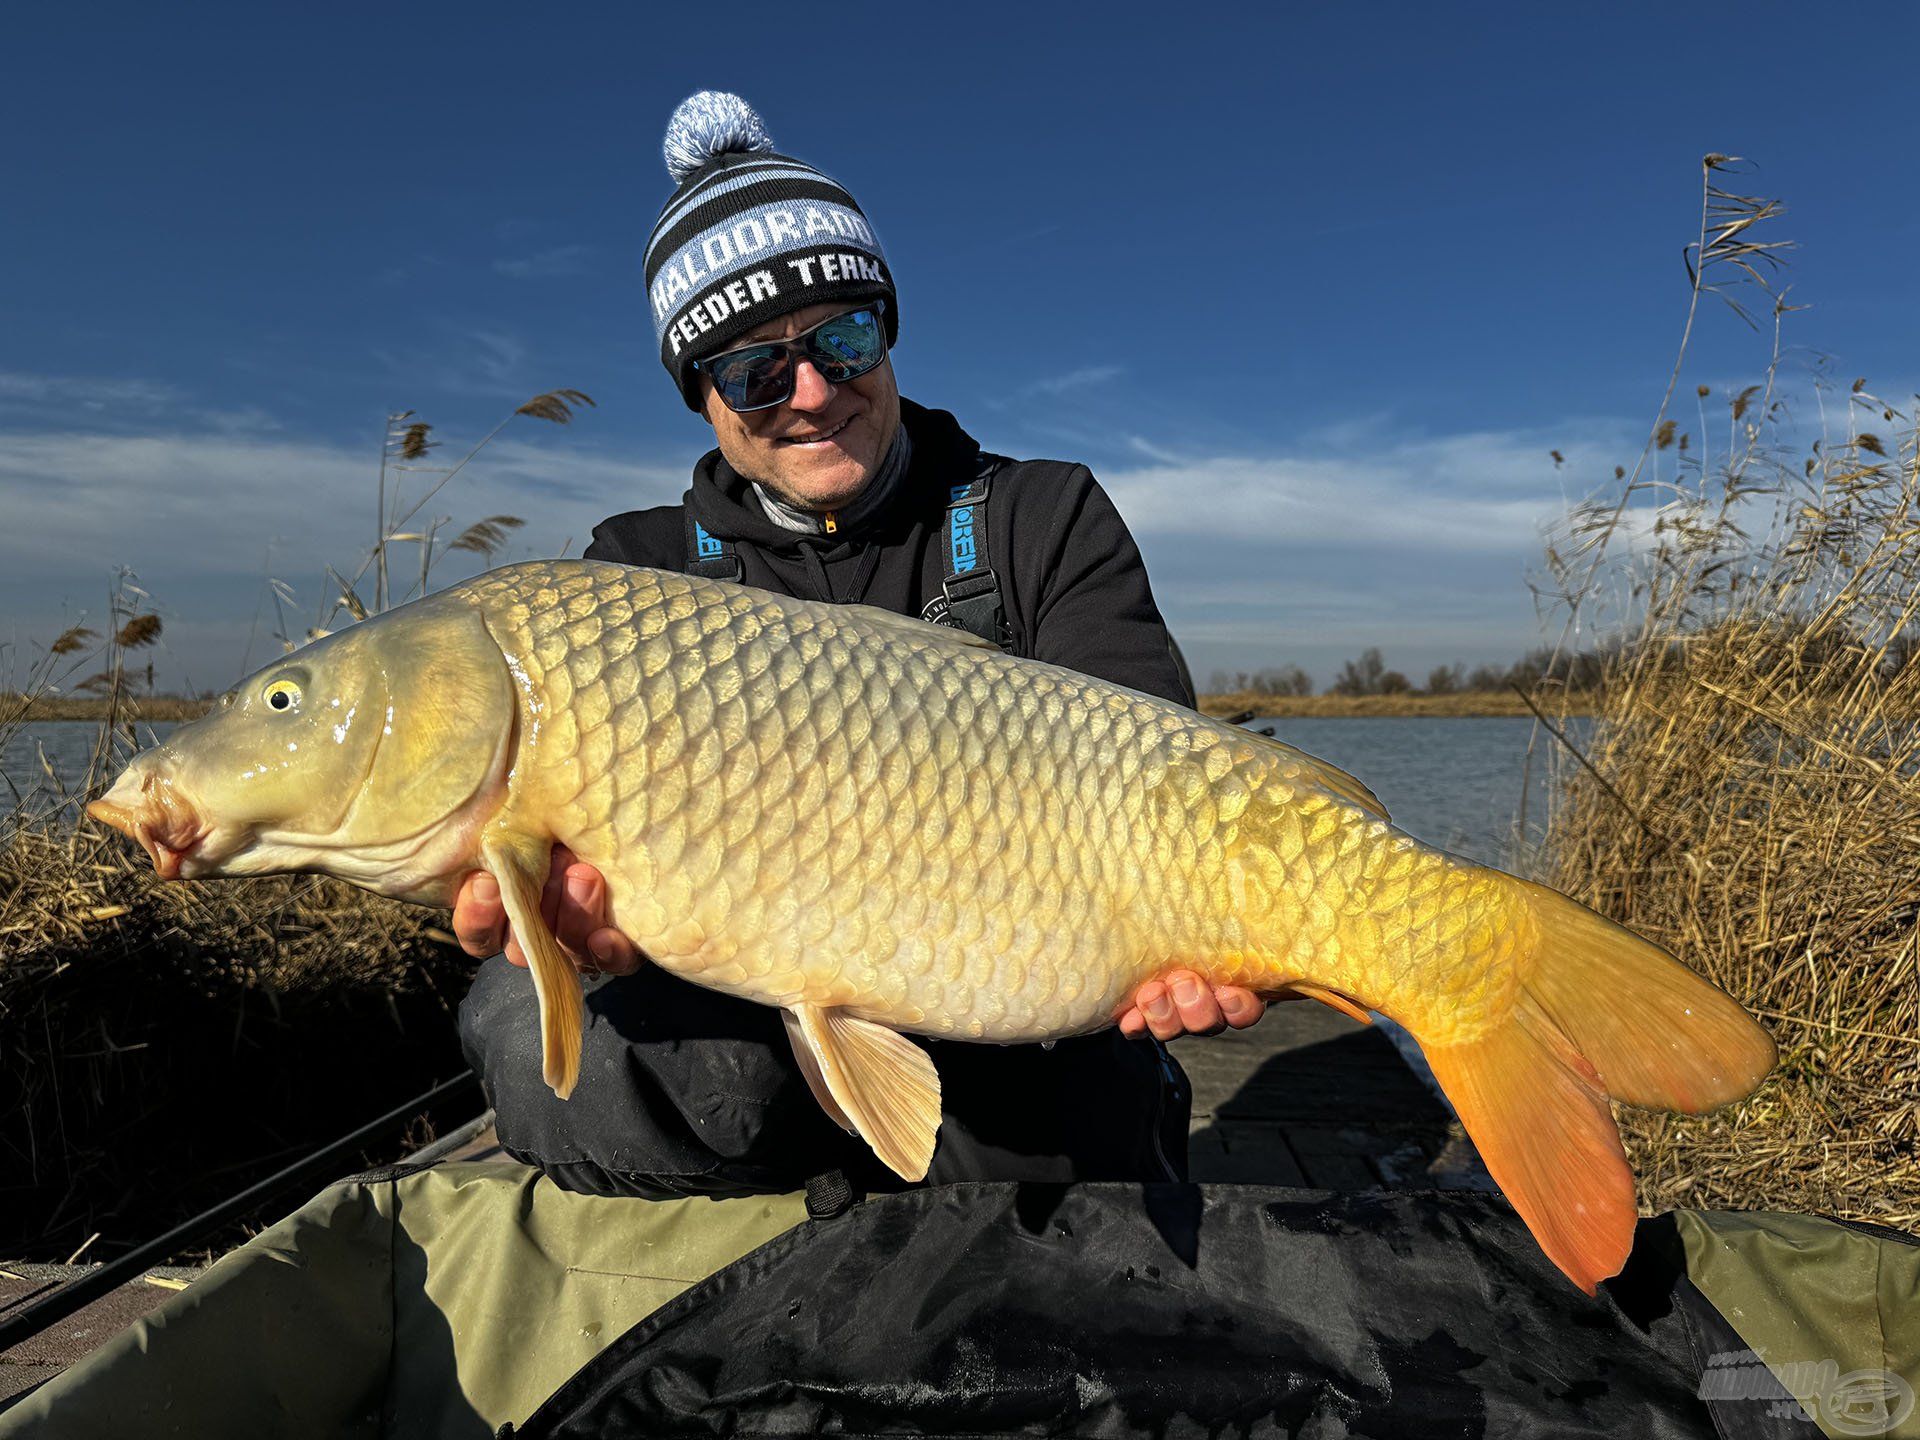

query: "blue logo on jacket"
xmin=950 ymin=507 xmax=977 ymax=574
xmin=694 ymin=522 xmax=724 ymax=561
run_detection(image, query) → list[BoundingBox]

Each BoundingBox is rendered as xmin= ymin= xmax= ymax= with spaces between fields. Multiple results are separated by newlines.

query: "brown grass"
xmin=3 ymin=693 xmax=211 ymax=722
xmin=1535 ymin=158 xmax=1918 ymax=1225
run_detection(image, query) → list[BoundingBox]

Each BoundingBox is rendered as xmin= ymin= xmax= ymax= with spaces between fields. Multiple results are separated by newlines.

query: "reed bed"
xmin=1536 ymin=158 xmax=1918 ymax=1223
xmin=0 ymin=720 xmax=471 ymax=1261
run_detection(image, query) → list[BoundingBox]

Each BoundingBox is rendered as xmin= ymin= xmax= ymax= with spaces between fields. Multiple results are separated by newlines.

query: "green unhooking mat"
xmin=3 ymin=1163 xmax=1914 ymax=1438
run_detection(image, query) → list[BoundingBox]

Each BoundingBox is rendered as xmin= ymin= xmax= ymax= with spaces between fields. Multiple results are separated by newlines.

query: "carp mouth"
xmin=87 ymin=772 xmax=210 ymax=881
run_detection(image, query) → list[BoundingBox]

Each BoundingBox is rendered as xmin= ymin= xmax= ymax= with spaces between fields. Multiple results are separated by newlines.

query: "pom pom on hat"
xmin=662 ymin=91 xmax=776 ymax=184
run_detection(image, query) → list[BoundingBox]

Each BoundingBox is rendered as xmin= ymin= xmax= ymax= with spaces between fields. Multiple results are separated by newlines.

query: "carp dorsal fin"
xmin=1238 ymin=729 xmax=1390 ymax=820
xmin=840 ymin=602 xmax=1000 ymax=652
xmin=784 ymin=1004 xmax=942 ymax=1181
xmin=481 ymin=828 xmax=584 ymax=1100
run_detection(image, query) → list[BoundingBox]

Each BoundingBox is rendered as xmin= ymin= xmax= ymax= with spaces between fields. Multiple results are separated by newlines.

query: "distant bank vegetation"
xmin=1201 ymin=645 xmax=1607 ymax=717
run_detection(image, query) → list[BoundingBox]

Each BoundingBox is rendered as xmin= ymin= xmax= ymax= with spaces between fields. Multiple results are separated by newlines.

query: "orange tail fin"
xmin=1422 ymin=878 xmax=1775 ymax=1294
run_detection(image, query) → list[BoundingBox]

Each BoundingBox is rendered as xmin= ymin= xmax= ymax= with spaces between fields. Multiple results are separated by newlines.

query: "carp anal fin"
xmin=1287 ymin=982 xmax=1373 ymax=1027
xmin=785 ymin=1004 xmax=942 ymax=1181
xmin=481 ymin=830 xmax=584 ymax=1101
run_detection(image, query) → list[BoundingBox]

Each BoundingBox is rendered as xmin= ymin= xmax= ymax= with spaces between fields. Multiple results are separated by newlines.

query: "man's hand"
xmin=452 ymin=845 xmax=642 ymax=976
xmin=1118 ymin=970 xmax=1270 ymax=1041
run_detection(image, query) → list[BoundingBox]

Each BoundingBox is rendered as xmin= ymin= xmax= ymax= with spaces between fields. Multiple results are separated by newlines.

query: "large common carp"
xmin=90 ymin=560 xmax=1774 ymax=1292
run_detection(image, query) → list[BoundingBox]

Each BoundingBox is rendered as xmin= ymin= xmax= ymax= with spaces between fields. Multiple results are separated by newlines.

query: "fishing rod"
xmin=0 ymin=1070 xmax=481 ymax=1354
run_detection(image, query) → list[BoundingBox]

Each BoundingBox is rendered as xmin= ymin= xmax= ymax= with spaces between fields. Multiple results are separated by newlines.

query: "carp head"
xmin=88 ymin=596 xmax=517 ymax=904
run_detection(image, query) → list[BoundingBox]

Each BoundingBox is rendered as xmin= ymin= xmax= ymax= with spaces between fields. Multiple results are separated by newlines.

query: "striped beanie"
xmin=645 ymin=92 xmax=899 ymax=411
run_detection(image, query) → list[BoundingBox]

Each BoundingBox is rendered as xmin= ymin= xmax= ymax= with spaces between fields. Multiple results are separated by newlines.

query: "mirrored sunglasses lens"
xmin=809 ymin=310 xmax=884 ymax=380
xmin=714 ymin=348 xmax=792 ymax=411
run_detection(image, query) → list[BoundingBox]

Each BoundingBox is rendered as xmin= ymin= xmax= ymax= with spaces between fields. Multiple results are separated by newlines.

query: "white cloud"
xmin=493 ymin=244 xmax=595 ymax=279
xmin=0 ymin=400 xmax=1681 ymax=694
xmin=0 ymin=372 xmax=183 ymax=414
xmin=1022 ymin=364 xmax=1124 ymax=398
xmin=0 ymin=424 xmax=693 ymax=688
xmin=1100 ymin=424 xmax=1622 ymax=553
xmin=1097 ymin=419 xmax=1655 ymax=685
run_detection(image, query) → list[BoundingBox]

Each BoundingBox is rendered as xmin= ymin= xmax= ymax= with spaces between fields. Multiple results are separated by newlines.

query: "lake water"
xmin=4 ymin=721 xmax=184 ymax=828
xmin=5 ymin=715 xmax=1557 ymax=868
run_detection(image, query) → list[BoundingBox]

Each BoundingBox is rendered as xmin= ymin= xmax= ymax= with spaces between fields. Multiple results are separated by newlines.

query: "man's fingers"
xmin=586 ymin=927 xmax=643 ymax=976
xmin=1119 ymin=973 xmax=1272 ymax=1041
xmin=554 ymin=864 xmax=604 ymax=960
xmin=1134 ymin=979 xmax=1186 ymax=1043
xmin=1216 ymin=985 xmax=1266 ymax=1030
xmin=1168 ymin=970 xmax=1226 ymax=1037
xmin=452 ymin=871 xmax=508 ymax=959
xmin=538 ymin=849 xmax=572 ymax=935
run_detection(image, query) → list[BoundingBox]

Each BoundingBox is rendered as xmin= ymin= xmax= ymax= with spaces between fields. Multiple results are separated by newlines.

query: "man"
xmin=453 ymin=93 xmax=1266 ymax=1199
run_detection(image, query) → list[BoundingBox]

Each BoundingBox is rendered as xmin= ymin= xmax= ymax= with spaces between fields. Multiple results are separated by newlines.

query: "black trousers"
xmin=458 ymin=956 xmax=1191 ymax=1199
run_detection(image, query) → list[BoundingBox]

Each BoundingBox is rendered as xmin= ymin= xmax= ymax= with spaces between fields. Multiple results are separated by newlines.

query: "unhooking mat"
xmin=3 ymin=1163 xmax=1915 ymax=1438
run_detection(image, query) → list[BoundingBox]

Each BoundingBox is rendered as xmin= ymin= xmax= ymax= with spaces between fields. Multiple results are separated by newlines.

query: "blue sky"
xmin=4 ymin=2 xmax=1915 ymax=693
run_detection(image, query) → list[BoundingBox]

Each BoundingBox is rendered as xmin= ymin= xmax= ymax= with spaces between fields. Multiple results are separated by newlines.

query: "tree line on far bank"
xmin=1207 ymin=646 xmax=1606 ymax=699
xmin=1209 ymin=625 xmax=1920 ymax=699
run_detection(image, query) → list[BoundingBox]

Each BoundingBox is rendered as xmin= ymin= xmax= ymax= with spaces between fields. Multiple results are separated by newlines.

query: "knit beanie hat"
xmin=645 ymin=92 xmax=899 ymax=411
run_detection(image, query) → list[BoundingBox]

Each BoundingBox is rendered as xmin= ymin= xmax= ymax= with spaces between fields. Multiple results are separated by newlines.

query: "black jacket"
xmin=586 ymin=399 xmax=1193 ymax=705
xmin=460 ymin=399 xmax=1194 ymax=1198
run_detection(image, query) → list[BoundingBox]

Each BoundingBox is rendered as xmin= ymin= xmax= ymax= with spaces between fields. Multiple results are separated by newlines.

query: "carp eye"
xmin=263 ymin=679 xmax=302 ymax=712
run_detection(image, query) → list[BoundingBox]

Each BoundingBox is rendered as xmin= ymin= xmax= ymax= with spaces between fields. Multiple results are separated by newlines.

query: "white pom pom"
xmin=662 ymin=91 xmax=775 ymax=184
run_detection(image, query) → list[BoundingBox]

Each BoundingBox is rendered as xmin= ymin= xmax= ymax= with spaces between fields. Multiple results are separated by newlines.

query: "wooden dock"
xmin=1182 ymin=1000 xmax=1489 ymax=1192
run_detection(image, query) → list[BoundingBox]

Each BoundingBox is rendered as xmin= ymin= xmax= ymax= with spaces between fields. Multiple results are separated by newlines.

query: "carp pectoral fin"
xmin=481 ymin=831 xmax=584 ymax=1101
xmin=1286 ymin=983 xmax=1373 ymax=1027
xmin=786 ymin=1004 xmax=942 ymax=1182
xmin=782 ymin=1010 xmax=855 ymax=1133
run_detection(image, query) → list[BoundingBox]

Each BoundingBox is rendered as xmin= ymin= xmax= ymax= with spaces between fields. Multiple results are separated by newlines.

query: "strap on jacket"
xmin=939 ymin=458 xmax=1009 ymax=650
xmin=682 ymin=499 xmax=743 ymax=583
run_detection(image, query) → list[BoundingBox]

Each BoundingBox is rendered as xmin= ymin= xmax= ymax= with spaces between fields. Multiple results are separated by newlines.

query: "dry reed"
xmin=1536 ymin=158 xmax=1918 ymax=1223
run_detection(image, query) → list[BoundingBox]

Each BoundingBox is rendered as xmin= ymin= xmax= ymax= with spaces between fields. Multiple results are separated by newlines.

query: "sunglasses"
xmin=694 ymin=302 xmax=889 ymax=413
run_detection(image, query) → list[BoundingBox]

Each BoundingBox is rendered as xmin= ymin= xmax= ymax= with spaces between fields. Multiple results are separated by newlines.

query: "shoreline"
xmin=1201 ymin=691 xmax=1591 ymax=719
xmin=5 ymin=696 xmax=213 ymax=722
xmin=8 ymin=691 xmax=1594 ymax=723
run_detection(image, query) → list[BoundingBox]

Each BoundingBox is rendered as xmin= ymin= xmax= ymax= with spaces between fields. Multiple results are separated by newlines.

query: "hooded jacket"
xmin=460 ymin=400 xmax=1196 ymax=1198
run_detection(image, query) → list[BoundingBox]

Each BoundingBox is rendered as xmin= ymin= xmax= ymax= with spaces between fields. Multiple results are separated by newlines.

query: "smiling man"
xmin=453 ymin=92 xmax=1267 ymax=1199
